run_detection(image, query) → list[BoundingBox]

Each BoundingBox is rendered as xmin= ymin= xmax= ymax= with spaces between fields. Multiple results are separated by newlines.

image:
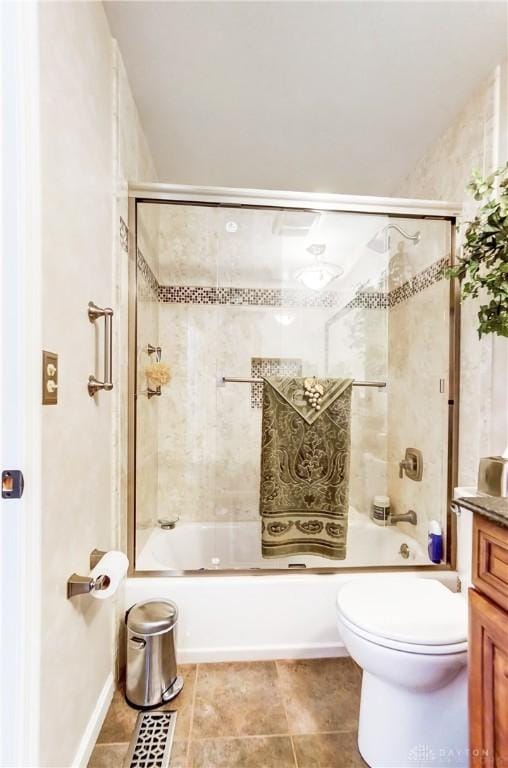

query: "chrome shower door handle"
xmin=88 ymin=301 xmax=114 ymax=396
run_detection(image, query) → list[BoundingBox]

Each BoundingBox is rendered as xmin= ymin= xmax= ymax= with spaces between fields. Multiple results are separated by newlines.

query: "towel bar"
xmin=221 ymin=377 xmax=386 ymax=388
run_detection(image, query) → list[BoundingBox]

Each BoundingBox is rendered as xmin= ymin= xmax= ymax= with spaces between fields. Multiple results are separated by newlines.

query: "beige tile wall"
xmin=395 ymin=61 xmax=508 ymax=486
xmin=151 ymin=300 xmax=388 ymax=525
xmin=135 ymin=207 xmax=161 ymax=531
xmin=327 ymin=307 xmax=388 ymax=517
xmin=387 ymin=279 xmax=450 ymax=546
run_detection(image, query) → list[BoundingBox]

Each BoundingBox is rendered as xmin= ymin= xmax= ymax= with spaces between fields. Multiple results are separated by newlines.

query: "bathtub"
xmin=136 ymin=509 xmax=428 ymax=571
xmin=126 ymin=511 xmax=456 ymax=663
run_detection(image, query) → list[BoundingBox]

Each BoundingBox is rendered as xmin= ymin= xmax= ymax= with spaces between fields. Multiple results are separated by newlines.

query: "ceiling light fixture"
xmin=294 ymin=244 xmax=344 ymax=291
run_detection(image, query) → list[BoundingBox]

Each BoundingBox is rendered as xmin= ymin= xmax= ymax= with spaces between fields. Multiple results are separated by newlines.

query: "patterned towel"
xmin=260 ymin=376 xmax=353 ymax=560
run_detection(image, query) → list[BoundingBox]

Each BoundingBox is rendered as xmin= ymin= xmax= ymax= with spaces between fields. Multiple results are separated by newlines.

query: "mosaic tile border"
xmin=250 ymin=357 xmax=302 ymax=408
xmin=158 ymin=284 xmax=348 ymax=308
xmin=120 ymin=217 xmax=128 ymax=254
xmin=346 ymin=292 xmax=388 ymax=310
xmin=388 ymin=257 xmax=448 ymax=308
xmin=130 ymin=218 xmax=448 ymax=311
xmin=157 ymin=285 xmax=390 ymax=309
xmin=137 ymin=248 xmax=159 ymax=299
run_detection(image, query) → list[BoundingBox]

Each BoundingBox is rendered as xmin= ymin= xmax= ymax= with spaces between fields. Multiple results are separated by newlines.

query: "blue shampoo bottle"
xmin=428 ymin=520 xmax=443 ymax=564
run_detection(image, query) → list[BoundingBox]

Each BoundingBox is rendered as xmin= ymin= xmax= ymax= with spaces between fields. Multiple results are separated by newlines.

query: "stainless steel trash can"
xmin=125 ymin=599 xmax=183 ymax=708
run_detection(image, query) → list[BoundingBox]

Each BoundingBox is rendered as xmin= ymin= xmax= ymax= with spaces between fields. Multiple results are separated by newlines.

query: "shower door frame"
xmin=127 ymin=183 xmax=461 ymax=578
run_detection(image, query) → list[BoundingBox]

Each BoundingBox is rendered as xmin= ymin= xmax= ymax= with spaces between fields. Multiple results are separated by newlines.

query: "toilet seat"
xmin=337 ymin=578 xmax=467 ymax=654
xmin=338 ymin=611 xmax=467 ymax=655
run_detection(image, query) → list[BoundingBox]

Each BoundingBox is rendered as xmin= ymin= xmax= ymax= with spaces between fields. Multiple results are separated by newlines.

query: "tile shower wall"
xmin=153 ymin=273 xmax=448 ymax=529
xmin=327 ymin=307 xmax=388 ymax=518
xmin=156 ymin=301 xmax=387 ymax=523
xmin=136 ymin=208 xmax=161 ymax=531
xmin=386 ymin=224 xmax=451 ymax=547
xmin=387 ymin=280 xmax=450 ymax=547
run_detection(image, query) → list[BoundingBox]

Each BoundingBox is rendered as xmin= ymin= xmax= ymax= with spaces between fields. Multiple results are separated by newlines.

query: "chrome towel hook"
xmin=88 ymin=301 xmax=114 ymax=396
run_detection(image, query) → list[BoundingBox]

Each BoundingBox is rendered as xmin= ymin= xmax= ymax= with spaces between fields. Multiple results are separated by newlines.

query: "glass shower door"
xmin=133 ymin=199 xmax=453 ymax=573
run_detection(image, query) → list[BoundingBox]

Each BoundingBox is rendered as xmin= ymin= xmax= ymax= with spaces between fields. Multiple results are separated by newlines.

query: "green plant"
xmin=446 ymin=163 xmax=508 ymax=337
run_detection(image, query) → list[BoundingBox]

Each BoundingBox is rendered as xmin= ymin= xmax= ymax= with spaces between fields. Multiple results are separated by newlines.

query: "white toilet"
xmin=337 ymin=578 xmax=468 ymax=768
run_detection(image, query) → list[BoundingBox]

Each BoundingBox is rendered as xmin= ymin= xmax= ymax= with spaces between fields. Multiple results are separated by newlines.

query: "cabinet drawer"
xmin=473 ymin=514 xmax=508 ymax=611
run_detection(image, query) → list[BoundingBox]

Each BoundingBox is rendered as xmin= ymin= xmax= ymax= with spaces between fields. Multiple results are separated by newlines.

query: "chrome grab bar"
xmin=88 ymin=301 xmax=114 ymax=396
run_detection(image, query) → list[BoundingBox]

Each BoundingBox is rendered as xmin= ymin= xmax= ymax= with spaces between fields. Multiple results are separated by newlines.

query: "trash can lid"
xmin=126 ymin=599 xmax=178 ymax=635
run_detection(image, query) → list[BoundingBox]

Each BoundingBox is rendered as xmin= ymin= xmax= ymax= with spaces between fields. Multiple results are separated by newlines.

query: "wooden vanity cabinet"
xmin=470 ymin=513 xmax=508 ymax=767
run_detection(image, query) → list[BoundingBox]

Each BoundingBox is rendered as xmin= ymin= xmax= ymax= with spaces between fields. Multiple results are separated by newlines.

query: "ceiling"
xmin=105 ymin=1 xmax=507 ymax=196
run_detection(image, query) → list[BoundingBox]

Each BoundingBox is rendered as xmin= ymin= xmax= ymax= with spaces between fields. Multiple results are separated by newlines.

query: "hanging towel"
xmin=260 ymin=376 xmax=353 ymax=560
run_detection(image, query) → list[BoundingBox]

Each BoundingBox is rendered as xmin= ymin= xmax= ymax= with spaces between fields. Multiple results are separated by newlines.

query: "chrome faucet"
xmin=390 ymin=509 xmax=417 ymax=526
xmin=398 ymin=448 xmax=423 ymax=481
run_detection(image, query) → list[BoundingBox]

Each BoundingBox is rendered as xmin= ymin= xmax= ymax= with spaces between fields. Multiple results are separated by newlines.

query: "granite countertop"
xmin=457 ymin=496 xmax=508 ymax=527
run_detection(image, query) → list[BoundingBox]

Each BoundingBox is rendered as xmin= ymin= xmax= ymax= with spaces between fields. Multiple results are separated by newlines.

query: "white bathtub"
xmin=127 ymin=511 xmax=456 ymax=664
xmin=124 ymin=569 xmax=458 ymax=664
xmin=136 ymin=509 xmax=428 ymax=571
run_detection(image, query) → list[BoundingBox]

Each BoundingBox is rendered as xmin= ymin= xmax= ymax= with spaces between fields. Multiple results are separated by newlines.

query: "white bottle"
xmin=372 ymin=495 xmax=391 ymax=525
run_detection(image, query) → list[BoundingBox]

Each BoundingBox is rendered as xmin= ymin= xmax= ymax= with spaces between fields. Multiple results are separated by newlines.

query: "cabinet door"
xmin=470 ymin=588 xmax=508 ymax=767
xmin=473 ymin=515 xmax=508 ymax=611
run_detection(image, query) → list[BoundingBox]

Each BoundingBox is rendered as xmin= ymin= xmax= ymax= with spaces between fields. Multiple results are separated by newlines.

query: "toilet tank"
xmin=454 ymin=487 xmax=475 ymax=593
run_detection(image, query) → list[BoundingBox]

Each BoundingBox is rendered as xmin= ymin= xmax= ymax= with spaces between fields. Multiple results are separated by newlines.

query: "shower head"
xmin=367 ymin=225 xmax=421 ymax=253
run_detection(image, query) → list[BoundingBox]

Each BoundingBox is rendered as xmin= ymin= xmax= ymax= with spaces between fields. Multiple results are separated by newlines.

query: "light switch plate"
xmin=42 ymin=350 xmax=58 ymax=405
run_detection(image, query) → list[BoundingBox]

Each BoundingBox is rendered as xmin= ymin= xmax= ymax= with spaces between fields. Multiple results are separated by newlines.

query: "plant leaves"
xmin=446 ymin=164 xmax=508 ymax=338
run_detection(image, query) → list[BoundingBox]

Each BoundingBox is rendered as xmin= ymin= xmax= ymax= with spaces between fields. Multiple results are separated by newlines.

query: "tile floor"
xmin=88 ymin=658 xmax=366 ymax=768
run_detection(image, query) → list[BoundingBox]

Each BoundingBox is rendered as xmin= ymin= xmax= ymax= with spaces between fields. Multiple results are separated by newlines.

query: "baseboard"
xmin=178 ymin=641 xmax=347 ymax=664
xmin=72 ymin=672 xmax=115 ymax=768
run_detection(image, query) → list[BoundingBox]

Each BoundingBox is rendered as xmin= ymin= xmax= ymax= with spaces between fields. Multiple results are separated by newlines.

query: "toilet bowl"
xmin=336 ymin=578 xmax=468 ymax=768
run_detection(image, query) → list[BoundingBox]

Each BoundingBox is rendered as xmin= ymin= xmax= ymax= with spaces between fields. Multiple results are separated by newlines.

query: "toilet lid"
xmin=337 ymin=578 xmax=467 ymax=646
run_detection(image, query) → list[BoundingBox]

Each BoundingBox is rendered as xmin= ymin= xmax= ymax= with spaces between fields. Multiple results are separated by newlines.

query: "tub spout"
xmin=390 ymin=509 xmax=417 ymax=526
xmin=158 ymin=517 xmax=179 ymax=530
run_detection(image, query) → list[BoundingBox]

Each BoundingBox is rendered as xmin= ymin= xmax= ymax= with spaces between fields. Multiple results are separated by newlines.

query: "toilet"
xmin=337 ymin=578 xmax=468 ymax=768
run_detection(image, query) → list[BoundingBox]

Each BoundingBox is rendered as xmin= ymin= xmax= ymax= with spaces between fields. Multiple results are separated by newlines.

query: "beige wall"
xmin=39 ymin=5 xmax=114 ymax=765
xmin=39 ymin=4 xmax=156 ymax=765
xmin=395 ymin=61 xmax=508 ymax=487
